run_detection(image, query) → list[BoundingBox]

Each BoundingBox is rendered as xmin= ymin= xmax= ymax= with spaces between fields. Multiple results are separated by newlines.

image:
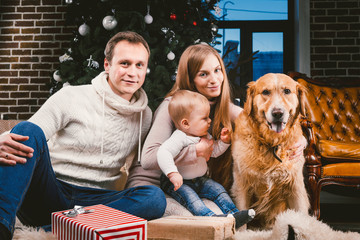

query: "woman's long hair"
xmin=166 ymin=44 xmax=234 ymax=190
xmin=167 ymin=44 xmax=233 ymax=139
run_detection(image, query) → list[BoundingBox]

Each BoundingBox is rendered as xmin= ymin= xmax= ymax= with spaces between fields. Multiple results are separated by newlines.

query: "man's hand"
xmin=167 ymin=172 xmax=183 ymax=191
xmin=220 ymin=128 xmax=231 ymax=144
xmin=195 ymin=137 xmax=214 ymax=162
xmin=0 ymin=133 xmax=34 ymax=166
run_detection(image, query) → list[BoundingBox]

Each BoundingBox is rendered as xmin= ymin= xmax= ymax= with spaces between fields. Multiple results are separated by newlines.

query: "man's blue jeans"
xmin=160 ymin=174 xmax=239 ymax=216
xmin=0 ymin=122 xmax=166 ymax=235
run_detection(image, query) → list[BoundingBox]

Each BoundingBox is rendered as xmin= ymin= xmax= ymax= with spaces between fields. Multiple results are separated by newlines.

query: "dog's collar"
xmin=273 ymin=145 xmax=283 ymax=163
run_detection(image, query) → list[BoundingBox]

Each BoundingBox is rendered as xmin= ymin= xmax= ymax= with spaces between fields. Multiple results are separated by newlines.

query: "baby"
xmin=157 ymin=90 xmax=255 ymax=229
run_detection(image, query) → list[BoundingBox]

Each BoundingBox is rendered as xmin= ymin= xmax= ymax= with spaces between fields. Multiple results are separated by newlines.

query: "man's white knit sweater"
xmin=28 ymin=71 xmax=152 ymax=190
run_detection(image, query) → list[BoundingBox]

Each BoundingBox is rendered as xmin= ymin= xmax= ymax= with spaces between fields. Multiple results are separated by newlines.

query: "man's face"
xmin=104 ymin=40 xmax=149 ymax=101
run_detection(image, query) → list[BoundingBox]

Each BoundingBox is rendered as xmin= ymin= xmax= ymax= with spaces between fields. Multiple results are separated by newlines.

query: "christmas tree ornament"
xmin=168 ymin=37 xmax=178 ymax=45
xmin=144 ymin=14 xmax=153 ymax=24
xmin=87 ymin=55 xmax=99 ymax=69
xmin=210 ymin=23 xmax=218 ymax=33
xmin=53 ymin=70 xmax=62 ymax=82
xmin=78 ymin=23 xmax=90 ymax=36
xmin=59 ymin=53 xmax=73 ymax=62
xmin=167 ymin=51 xmax=175 ymax=60
xmin=65 ymin=0 xmax=73 ymax=4
xmin=161 ymin=27 xmax=169 ymax=34
xmin=193 ymin=21 xmax=197 ymax=26
xmin=102 ymin=15 xmax=118 ymax=30
xmin=213 ymin=3 xmax=222 ymax=17
xmin=170 ymin=13 xmax=177 ymax=21
xmin=146 ymin=68 xmax=150 ymax=74
xmin=144 ymin=4 xmax=153 ymax=24
xmin=63 ymin=82 xmax=71 ymax=87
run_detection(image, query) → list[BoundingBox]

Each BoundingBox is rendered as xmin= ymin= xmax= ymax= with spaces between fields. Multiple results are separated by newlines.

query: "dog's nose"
xmin=272 ymin=108 xmax=284 ymax=119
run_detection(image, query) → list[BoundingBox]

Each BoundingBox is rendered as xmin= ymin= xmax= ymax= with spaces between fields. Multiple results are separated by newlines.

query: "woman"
xmin=126 ymin=43 xmax=305 ymax=190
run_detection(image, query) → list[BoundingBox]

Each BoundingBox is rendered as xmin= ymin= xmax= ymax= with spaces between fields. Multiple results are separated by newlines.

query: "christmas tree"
xmin=52 ymin=0 xmax=222 ymax=111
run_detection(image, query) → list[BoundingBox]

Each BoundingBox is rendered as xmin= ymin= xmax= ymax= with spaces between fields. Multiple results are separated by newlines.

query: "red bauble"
xmin=170 ymin=13 xmax=177 ymax=20
xmin=193 ymin=21 xmax=197 ymax=26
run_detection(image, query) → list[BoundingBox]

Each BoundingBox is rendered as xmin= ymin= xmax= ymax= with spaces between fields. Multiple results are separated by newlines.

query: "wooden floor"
xmin=320 ymin=203 xmax=360 ymax=233
xmin=319 ymin=190 xmax=360 ymax=234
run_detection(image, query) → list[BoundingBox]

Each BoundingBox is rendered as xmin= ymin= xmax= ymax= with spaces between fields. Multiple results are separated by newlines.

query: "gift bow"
xmin=62 ymin=205 xmax=94 ymax=217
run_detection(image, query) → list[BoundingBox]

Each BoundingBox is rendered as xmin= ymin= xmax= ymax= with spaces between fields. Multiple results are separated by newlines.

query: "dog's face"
xmin=244 ymin=73 xmax=306 ymax=133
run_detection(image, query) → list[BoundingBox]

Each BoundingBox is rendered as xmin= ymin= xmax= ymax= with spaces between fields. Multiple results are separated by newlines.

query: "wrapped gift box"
xmin=147 ymin=216 xmax=235 ymax=240
xmin=52 ymin=204 xmax=147 ymax=240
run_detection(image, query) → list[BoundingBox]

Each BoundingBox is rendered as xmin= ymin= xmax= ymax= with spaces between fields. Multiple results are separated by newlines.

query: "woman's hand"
xmin=168 ymin=172 xmax=183 ymax=191
xmin=195 ymin=137 xmax=214 ymax=161
xmin=0 ymin=133 xmax=34 ymax=166
xmin=288 ymin=136 xmax=307 ymax=161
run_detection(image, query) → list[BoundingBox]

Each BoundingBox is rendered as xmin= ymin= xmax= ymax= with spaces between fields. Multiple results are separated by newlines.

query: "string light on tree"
xmin=78 ymin=23 xmax=90 ymax=36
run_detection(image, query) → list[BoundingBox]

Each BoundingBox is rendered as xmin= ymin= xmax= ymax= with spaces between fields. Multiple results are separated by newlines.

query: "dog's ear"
xmin=244 ymin=81 xmax=255 ymax=116
xmin=297 ymin=83 xmax=307 ymax=117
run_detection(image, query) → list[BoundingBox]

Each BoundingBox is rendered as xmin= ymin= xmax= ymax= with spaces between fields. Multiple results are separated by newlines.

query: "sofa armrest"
xmin=300 ymin=117 xmax=321 ymax=166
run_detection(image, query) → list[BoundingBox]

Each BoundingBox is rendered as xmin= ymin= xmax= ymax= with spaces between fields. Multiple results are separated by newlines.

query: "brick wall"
xmin=0 ymin=0 xmax=73 ymax=120
xmin=310 ymin=0 xmax=360 ymax=79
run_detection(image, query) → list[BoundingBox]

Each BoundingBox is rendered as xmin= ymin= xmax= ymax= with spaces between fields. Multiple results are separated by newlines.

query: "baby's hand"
xmin=220 ymin=128 xmax=231 ymax=144
xmin=167 ymin=172 xmax=183 ymax=191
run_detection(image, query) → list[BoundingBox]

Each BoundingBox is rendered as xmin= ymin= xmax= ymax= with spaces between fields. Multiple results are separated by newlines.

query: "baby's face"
xmin=185 ymin=104 xmax=211 ymax=137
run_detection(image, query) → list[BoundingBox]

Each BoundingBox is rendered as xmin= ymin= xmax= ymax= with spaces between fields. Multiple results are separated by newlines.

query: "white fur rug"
xmin=13 ymin=199 xmax=360 ymax=240
xmin=234 ymin=209 xmax=360 ymax=240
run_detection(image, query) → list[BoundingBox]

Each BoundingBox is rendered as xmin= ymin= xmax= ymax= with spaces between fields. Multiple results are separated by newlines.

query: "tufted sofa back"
xmin=297 ymin=78 xmax=360 ymax=144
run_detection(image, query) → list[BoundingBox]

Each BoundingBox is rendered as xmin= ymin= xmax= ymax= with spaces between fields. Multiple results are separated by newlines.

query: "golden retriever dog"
xmin=231 ymin=73 xmax=310 ymax=229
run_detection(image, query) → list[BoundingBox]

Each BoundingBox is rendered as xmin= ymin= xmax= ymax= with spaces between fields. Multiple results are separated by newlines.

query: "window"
xmin=213 ymin=0 xmax=294 ymax=105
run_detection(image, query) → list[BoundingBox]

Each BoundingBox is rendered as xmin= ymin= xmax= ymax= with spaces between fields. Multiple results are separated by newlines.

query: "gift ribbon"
xmin=62 ymin=205 xmax=95 ymax=218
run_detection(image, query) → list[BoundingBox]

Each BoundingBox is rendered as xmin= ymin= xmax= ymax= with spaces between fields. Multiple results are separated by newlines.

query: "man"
xmin=0 ymin=31 xmax=166 ymax=239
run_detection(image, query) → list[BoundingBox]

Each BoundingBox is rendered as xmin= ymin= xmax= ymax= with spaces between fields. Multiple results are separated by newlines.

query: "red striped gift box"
xmin=52 ymin=204 xmax=147 ymax=240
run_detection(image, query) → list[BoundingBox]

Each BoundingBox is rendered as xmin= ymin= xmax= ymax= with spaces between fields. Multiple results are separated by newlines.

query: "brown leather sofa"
xmin=289 ymin=72 xmax=360 ymax=219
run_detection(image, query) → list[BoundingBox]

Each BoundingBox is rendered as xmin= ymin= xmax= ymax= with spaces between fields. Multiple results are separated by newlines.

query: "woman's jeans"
xmin=0 ymin=122 xmax=166 ymax=235
xmin=160 ymin=174 xmax=239 ymax=216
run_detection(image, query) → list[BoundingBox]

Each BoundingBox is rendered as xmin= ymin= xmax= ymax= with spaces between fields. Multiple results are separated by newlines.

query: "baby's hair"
xmin=169 ymin=90 xmax=209 ymax=128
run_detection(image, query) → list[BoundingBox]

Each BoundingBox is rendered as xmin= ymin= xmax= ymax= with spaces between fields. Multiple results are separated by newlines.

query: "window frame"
xmin=216 ymin=0 xmax=295 ymax=83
